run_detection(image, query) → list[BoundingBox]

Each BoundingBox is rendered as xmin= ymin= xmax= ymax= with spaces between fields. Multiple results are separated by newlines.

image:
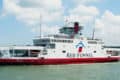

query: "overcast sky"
xmin=0 ymin=0 xmax=120 ymax=46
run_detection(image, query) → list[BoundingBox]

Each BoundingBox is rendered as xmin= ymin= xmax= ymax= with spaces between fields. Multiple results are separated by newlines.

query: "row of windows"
xmin=9 ymin=49 xmax=40 ymax=57
xmin=88 ymin=41 xmax=97 ymax=44
xmin=88 ymin=41 xmax=104 ymax=44
xmin=34 ymin=39 xmax=73 ymax=43
xmin=33 ymin=39 xmax=50 ymax=44
xmin=39 ymin=39 xmax=50 ymax=42
xmin=51 ymin=39 xmax=73 ymax=43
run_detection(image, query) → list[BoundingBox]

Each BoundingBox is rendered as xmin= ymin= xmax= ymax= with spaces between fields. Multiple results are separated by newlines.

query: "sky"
xmin=0 ymin=0 xmax=120 ymax=46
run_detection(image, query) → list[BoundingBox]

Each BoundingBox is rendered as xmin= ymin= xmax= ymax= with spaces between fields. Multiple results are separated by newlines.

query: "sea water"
xmin=0 ymin=62 xmax=120 ymax=80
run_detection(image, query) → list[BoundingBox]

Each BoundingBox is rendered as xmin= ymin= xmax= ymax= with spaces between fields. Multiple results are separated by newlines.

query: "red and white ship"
xmin=0 ymin=22 xmax=120 ymax=65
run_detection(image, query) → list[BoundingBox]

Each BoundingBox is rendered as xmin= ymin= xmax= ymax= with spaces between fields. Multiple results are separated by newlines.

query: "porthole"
xmin=62 ymin=50 xmax=66 ymax=53
xmin=94 ymin=51 xmax=96 ymax=53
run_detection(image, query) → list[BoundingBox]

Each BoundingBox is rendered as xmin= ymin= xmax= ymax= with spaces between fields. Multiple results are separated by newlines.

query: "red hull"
xmin=0 ymin=57 xmax=120 ymax=65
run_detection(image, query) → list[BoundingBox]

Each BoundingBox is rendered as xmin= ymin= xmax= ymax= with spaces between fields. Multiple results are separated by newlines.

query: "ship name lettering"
xmin=66 ymin=53 xmax=93 ymax=58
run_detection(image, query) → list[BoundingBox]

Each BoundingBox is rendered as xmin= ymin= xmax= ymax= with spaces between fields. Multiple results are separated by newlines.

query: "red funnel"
xmin=74 ymin=22 xmax=79 ymax=34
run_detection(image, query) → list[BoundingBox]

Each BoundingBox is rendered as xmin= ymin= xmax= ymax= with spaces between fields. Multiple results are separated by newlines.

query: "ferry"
xmin=0 ymin=22 xmax=120 ymax=65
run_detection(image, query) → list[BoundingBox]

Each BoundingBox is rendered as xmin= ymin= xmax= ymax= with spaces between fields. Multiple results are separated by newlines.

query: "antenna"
xmin=39 ymin=14 xmax=42 ymax=38
xmin=92 ymin=16 xmax=96 ymax=40
xmin=64 ymin=17 xmax=69 ymax=27
xmin=92 ymin=27 xmax=95 ymax=40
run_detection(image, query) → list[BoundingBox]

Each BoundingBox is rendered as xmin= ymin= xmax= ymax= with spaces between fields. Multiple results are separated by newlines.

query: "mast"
xmin=92 ymin=27 xmax=95 ymax=40
xmin=92 ymin=16 xmax=96 ymax=40
xmin=39 ymin=14 xmax=42 ymax=38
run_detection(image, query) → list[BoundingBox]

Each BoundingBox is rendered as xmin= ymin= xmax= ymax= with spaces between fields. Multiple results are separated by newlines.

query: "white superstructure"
xmin=0 ymin=22 xmax=120 ymax=65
